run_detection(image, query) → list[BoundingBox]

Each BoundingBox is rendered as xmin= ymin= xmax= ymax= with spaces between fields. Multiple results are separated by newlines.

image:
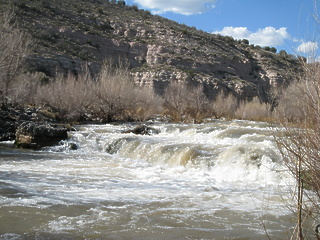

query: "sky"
xmin=124 ymin=0 xmax=320 ymax=59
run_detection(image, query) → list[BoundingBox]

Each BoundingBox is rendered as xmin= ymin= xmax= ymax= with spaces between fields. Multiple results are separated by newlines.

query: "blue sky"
xmin=124 ymin=0 xmax=320 ymax=58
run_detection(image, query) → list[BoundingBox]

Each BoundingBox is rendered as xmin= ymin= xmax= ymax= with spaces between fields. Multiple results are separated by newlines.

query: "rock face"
xmin=3 ymin=0 xmax=304 ymax=102
xmin=15 ymin=122 xmax=68 ymax=149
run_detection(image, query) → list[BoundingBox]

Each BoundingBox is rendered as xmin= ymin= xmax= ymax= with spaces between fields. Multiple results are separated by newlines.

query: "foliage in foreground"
xmin=275 ymin=63 xmax=320 ymax=239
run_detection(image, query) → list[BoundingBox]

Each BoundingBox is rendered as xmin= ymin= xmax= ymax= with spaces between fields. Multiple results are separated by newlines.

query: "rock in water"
xmin=15 ymin=122 xmax=68 ymax=149
xmin=124 ymin=125 xmax=160 ymax=135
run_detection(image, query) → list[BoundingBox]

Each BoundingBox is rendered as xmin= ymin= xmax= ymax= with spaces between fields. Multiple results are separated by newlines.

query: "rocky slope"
xmin=2 ymin=0 xmax=303 ymax=101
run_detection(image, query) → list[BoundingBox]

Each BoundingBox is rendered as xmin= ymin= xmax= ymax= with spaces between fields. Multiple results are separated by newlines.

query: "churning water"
xmin=0 ymin=120 xmax=296 ymax=239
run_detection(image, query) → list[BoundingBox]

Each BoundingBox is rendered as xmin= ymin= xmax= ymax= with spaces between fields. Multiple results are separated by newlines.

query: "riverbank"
xmin=0 ymin=99 xmax=280 ymax=150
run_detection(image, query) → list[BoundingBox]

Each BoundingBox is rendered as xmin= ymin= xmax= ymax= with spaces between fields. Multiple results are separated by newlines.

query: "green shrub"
xmin=130 ymin=5 xmax=139 ymax=11
xmin=241 ymin=39 xmax=249 ymax=45
xmin=279 ymin=49 xmax=287 ymax=57
xmin=263 ymin=46 xmax=271 ymax=51
xmin=117 ymin=1 xmax=126 ymax=6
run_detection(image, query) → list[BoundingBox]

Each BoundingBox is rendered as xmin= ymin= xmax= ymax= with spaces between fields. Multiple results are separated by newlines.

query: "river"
xmin=0 ymin=120 xmax=297 ymax=239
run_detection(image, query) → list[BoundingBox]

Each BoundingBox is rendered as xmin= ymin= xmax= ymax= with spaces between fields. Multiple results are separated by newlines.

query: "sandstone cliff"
xmin=1 ymin=0 xmax=303 ymax=101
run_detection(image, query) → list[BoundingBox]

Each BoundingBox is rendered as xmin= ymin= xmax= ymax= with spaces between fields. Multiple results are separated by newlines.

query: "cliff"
xmin=1 ymin=0 xmax=303 ymax=101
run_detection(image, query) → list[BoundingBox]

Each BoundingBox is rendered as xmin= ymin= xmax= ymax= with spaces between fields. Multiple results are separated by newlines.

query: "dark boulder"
xmin=0 ymin=104 xmax=20 ymax=141
xmin=0 ymin=104 xmax=60 ymax=142
xmin=124 ymin=125 xmax=160 ymax=135
xmin=68 ymin=142 xmax=78 ymax=150
xmin=15 ymin=122 xmax=68 ymax=149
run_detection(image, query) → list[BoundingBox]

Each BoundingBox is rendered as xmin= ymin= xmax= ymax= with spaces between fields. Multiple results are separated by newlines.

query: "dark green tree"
xmin=263 ymin=46 xmax=271 ymax=52
xmin=279 ymin=49 xmax=287 ymax=57
xmin=241 ymin=39 xmax=249 ymax=45
xmin=270 ymin=47 xmax=277 ymax=53
xmin=117 ymin=0 xmax=126 ymax=6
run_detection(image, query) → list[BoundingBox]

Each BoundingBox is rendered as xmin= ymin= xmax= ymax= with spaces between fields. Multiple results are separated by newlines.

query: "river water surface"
xmin=0 ymin=120 xmax=297 ymax=239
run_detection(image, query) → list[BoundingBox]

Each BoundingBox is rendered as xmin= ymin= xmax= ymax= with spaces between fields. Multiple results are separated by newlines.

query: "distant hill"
xmin=1 ymin=0 xmax=304 ymax=101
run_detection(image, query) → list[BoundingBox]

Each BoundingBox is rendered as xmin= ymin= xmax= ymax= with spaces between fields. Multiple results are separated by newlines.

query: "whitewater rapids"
xmin=0 ymin=120 xmax=297 ymax=239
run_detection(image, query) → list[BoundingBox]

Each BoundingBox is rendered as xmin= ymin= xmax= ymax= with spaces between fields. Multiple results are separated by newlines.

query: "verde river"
xmin=0 ymin=121 xmax=299 ymax=239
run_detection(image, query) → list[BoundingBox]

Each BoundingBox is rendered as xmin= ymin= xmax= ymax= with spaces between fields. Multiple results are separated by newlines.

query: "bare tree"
xmin=163 ymin=81 xmax=212 ymax=122
xmin=212 ymin=92 xmax=238 ymax=119
xmin=163 ymin=81 xmax=189 ymax=122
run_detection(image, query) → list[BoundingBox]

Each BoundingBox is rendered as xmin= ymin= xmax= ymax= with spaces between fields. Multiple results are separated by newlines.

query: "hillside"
xmin=1 ymin=0 xmax=303 ymax=101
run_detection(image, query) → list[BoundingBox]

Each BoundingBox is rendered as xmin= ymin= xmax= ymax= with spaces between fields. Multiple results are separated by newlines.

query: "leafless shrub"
xmin=163 ymin=81 xmax=189 ymax=122
xmin=163 ymin=84 xmax=274 ymax=122
xmin=8 ymin=73 xmax=42 ymax=105
xmin=0 ymin=8 xmax=34 ymax=104
xmin=275 ymin=63 xmax=320 ymax=239
xmin=274 ymin=81 xmax=311 ymax=124
xmin=86 ymin=60 xmax=162 ymax=122
xmin=28 ymin=60 xmax=161 ymax=122
xmin=235 ymin=97 xmax=272 ymax=121
xmin=211 ymin=92 xmax=238 ymax=119
xmin=186 ymin=84 xmax=214 ymax=122
xmin=90 ymin=62 xmax=133 ymax=121
xmin=34 ymin=70 xmax=94 ymax=121
xmin=124 ymin=86 xmax=163 ymax=122
xmin=163 ymin=82 xmax=212 ymax=122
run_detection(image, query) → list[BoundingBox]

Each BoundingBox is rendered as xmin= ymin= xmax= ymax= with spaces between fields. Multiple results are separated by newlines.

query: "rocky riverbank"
xmin=0 ymin=104 xmax=71 ymax=149
xmin=0 ymin=104 xmax=166 ymax=150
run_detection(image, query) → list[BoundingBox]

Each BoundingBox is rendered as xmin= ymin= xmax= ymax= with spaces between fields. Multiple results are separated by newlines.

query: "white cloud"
xmin=296 ymin=41 xmax=318 ymax=54
xmin=133 ymin=0 xmax=217 ymax=15
xmin=213 ymin=26 xmax=290 ymax=47
xmin=213 ymin=27 xmax=250 ymax=40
